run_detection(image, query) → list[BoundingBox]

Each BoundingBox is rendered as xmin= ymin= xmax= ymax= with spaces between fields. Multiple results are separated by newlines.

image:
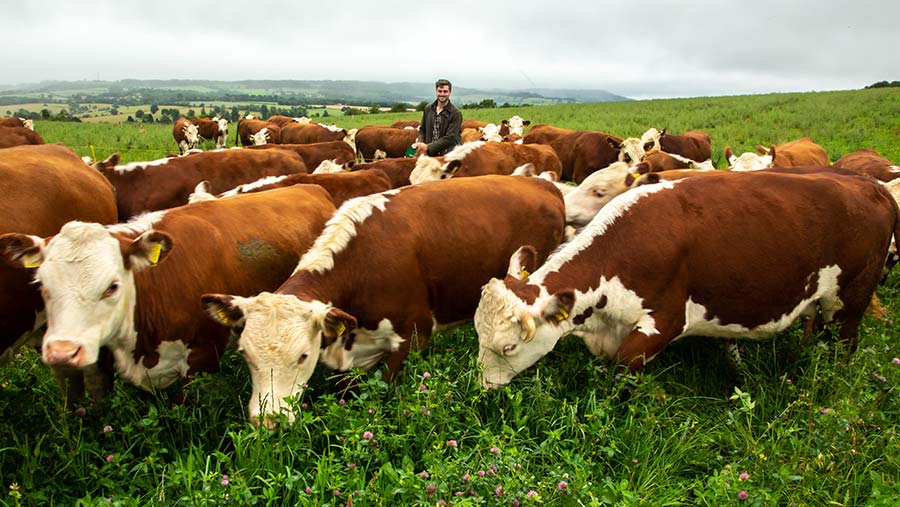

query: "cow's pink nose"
xmin=43 ymin=341 xmax=84 ymax=367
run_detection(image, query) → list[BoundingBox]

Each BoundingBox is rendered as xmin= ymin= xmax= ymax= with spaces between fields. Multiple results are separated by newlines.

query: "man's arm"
xmin=427 ymin=109 xmax=462 ymax=156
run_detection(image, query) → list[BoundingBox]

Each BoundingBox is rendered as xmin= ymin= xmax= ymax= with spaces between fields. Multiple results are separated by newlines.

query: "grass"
xmin=2 ymin=87 xmax=900 ymax=505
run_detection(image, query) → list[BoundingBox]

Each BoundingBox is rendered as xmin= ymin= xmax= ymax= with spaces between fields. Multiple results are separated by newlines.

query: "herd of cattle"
xmin=1 ymin=112 xmax=899 ymax=427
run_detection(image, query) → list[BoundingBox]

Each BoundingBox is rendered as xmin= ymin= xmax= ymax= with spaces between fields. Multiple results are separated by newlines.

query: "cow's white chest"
xmin=679 ymin=265 xmax=843 ymax=340
xmin=114 ymin=339 xmax=191 ymax=390
xmin=320 ymin=318 xmax=404 ymax=372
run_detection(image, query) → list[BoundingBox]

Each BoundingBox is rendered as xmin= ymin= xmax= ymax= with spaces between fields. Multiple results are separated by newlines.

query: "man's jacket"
xmin=418 ymin=100 xmax=462 ymax=156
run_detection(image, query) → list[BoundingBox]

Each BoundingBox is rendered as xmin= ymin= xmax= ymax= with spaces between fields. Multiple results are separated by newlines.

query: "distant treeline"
xmin=865 ymin=81 xmax=900 ymax=89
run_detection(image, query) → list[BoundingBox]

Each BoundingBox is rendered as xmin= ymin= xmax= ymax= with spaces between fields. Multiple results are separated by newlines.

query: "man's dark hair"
xmin=435 ymin=79 xmax=452 ymax=91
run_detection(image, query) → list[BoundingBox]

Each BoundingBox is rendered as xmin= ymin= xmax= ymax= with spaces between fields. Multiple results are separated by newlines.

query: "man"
xmin=413 ymin=79 xmax=463 ymax=156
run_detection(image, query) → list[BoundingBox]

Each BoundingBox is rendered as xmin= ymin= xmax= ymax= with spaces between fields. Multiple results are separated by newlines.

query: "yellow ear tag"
xmin=23 ymin=254 xmax=42 ymax=269
xmin=147 ymin=243 xmax=162 ymax=265
xmin=556 ymin=308 xmax=569 ymax=321
xmin=216 ymin=308 xmax=231 ymax=325
xmin=631 ymin=173 xmax=641 ymax=180
xmin=688 ymin=161 xmax=695 ymax=169
xmin=520 ymin=267 xmax=530 ymax=279
xmin=336 ymin=322 xmax=346 ymax=337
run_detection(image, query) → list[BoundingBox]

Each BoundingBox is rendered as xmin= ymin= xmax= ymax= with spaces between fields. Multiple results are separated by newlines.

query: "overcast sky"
xmin=3 ymin=0 xmax=898 ymax=100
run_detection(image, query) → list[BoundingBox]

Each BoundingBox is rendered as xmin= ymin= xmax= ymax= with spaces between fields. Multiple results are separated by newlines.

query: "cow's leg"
xmin=614 ymin=310 xmax=683 ymax=372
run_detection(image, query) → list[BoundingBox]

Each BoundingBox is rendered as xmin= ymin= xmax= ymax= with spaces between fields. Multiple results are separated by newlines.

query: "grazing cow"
xmin=390 ymin=120 xmax=420 ymax=129
xmin=172 ymin=118 xmax=201 ymax=154
xmin=726 ymin=137 xmax=829 ymax=171
xmin=563 ymin=161 xmax=650 ymax=226
xmin=281 ymin=123 xmax=354 ymax=146
xmin=205 ymin=169 xmax=392 ymax=207
xmin=657 ymin=129 xmax=712 ymax=163
xmin=266 ymin=115 xmax=310 ymax=127
xmin=245 ymin=141 xmax=356 ymax=169
xmin=525 ymin=126 xmax=624 ymax=182
xmin=94 ymin=149 xmax=308 ymax=220
xmin=0 ymin=185 xmax=335 ymax=394
xmin=354 ymin=126 xmax=419 ymax=162
xmin=193 ymin=117 xmax=229 ymax=149
xmin=0 ymin=117 xmax=34 ymax=130
xmin=833 ymin=148 xmax=900 ymax=182
xmin=523 ymin=124 xmax=577 ymax=145
xmin=638 ymin=149 xmax=716 ymax=172
xmin=0 ymin=126 xmax=45 ymax=148
xmin=350 ymin=157 xmax=421 ymax=188
xmin=237 ymin=118 xmax=281 ymax=146
xmin=409 ymin=142 xmax=562 ymax=184
xmin=475 ymin=170 xmax=898 ymax=387
xmin=202 ymin=175 xmax=565 ymax=425
xmin=0 ymin=144 xmax=117 ymax=399
xmin=503 ymin=116 xmax=531 ymax=136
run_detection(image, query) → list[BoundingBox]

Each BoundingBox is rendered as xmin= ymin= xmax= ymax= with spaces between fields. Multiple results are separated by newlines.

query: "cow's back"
xmin=0 ymin=126 xmax=45 ymax=148
xmin=772 ymin=137 xmax=829 ymax=167
xmin=833 ymin=148 xmax=900 ymax=182
xmin=355 ymin=126 xmax=418 ymax=160
xmin=351 ymin=158 xmax=418 ymax=188
xmin=281 ymin=123 xmax=345 ymax=144
xmin=456 ymin=143 xmax=563 ymax=178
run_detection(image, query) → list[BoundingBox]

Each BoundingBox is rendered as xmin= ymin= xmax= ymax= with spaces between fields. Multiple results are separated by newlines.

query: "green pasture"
xmin=2 ymin=88 xmax=900 ymax=505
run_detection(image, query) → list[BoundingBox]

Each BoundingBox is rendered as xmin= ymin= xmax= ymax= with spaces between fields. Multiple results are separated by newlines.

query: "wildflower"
xmin=75 ymin=407 xmax=87 ymax=417
xmin=495 ymin=485 xmax=503 ymax=497
xmin=489 ymin=464 xmax=498 ymax=475
xmin=892 ymin=357 xmax=900 ymax=365
xmin=462 ymin=473 xmax=471 ymax=482
xmin=477 ymin=470 xmax=486 ymax=477
xmin=874 ymin=373 xmax=888 ymax=382
xmin=368 ymin=408 xmax=375 ymax=414
xmin=557 ymin=481 xmax=568 ymax=491
xmin=423 ymin=371 xmax=431 ymax=379
xmin=362 ymin=431 xmax=374 ymax=440
xmin=820 ymin=408 xmax=831 ymax=415
xmin=738 ymin=490 xmax=749 ymax=500
xmin=301 ymin=402 xmax=309 ymax=409
xmin=512 ymin=499 xmax=520 ymax=507
xmin=425 ymin=484 xmax=436 ymax=495
xmin=455 ymin=491 xmax=464 ymax=497
xmin=739 ymin=472 xmax=749 ymax=481
xmin=419 ymin=384 xmax=427 ymax=391
xmin=305 ymin=487 xmax=312 ymax=494
xmin=527 ymin=490 xmax=538 ymax=498
xmin=348 ymin=463 xmax=356 ymax=470
xmin=614 ymin=374 xmax=621 ymax=381
xmin=105 ymin=454 xmax=114 ymax=463
xmin=339 ymin=399 xmax=346 ymax=405
xmin=447 ymin=439 xmax=458 ymax=448
xmin=490 ymin=446 xmax=501 ymax=455
xmin=103 ymin=425 xmax=113 ymax=433
xmin=437 ymin=500 xmax=448 ymax=506
xmin=419 ymin=471 xmax=430 ymax=479
xmin=221 ymin=475 xmax=229 ymax=486
xmin=333 ymin=489 xmax=340 ymax=496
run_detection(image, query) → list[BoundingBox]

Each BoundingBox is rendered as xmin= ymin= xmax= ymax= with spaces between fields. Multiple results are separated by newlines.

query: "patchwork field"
xmin=2 ymin=87 xmax=900 ymax=506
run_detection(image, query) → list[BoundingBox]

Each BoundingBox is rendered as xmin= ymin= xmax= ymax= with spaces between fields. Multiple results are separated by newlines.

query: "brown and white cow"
xmin=409 ymin=141 xmax=563 ymax=184
xmin=525 ymin=127 xmax=624 ymax=183
xmin=657 ymin=129 xmax=712 ymax=163
xmin=0 ymin=117 xmax=34 ymax=130
xmin=199 ymin=169 xmax=392 ymax=208
xmin=173 ymin=118 xmax=201 ymax=154
xmin=726 ymin=137 xmax=829 ymax=171
xmin=0 ymin=185 xmax=335 ymax=393
xmin=562 ymin=161 xmax=650 ymax=226
xmin=350 ymin=157 xmax=423 ymax=188
xmin=0 ymin=126 xmax=45 ymax=149
xmin=0 ymin=145 xmax=118 ymax=400
xmin=280 ymin=122 xmax=356 ymax=148
xmin=833 ymin=148 xmax=900 ymax=182
xmin=390 ymin=120 xmax=420 ymax=129
xmin=192 ymin=117 xmax=229 ymax=149
xmin=476 ymin=170 xmax=898 ymax=387
xmin=237 ymin=118 xmax=281 ymax=146
xmin=245 ymin=141 xmax=356 ymax=169
xmin=354 ymin=126 xmax=419 ymax=162
xmin=94 ymin=149 xmax=308 ymax=220
xmin=202 ymin=175 xmax=566 ymax=425
xmin=266 ymin=115 xmax=310 ymax=127
xmin=523 ymin=124 xmax=576 ymax=145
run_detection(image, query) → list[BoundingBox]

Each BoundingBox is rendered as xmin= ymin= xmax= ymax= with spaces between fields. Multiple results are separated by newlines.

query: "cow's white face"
xmin=21 ymin=118 xmax=35 ymax=131
xmin=184 ymin=123 xmax=200 ymax=146
xmin=564 ymin=162 xmax=642 ymax=226
xmin=410 ymin=155 xmax=445 ymax=184
xmin=250 ymin=128 xmax=269 ymax=145
xmin=617 ymin=138 xmax=646 ymax=166
xmin=640 ymin=128 xmax=661 ymax=146
xmin=203 ymin=293 xmax=340 ymax=425
xmin=505 ymin=116 xmax=530 ymax=136
xmin=31 ymin=222 xmax=169 ymax=369
xmin=312 ymin=159 xmax=344 ymax=174
xmin=475 ymin=279 xmax=560 ymax=388
xmin=729 ymin=151 xmax=772 ymax=172
xmin=216 ymin=118 xmax=229 ymax=134
xmin=480 ymin=123 xmax=503 ymax=142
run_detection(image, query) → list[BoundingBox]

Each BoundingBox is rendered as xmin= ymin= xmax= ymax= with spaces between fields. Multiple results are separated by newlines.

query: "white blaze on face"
xmin=313 ymin=159 xmax=344 ymax=174
xmin=640 ymin=128 xmax=661 ymax=147
xmin=184 ymin=123 xmax=200 ymax=146
xmin=505 ymin=116 xmax=528 ymax=136
xmin=250 ymin=128 xmax=269 ymax=145
xmin=480 ymin=123 xmax=503 ymax=142
xmin=319 ymin=318 xmax=404 ymax=372
xmin=617 ymin=138 xmax=646 ymax=166
xmin=564 ymin=161 xmax=642 ymax=226
xmin=410 ymin=155 xmax=445 ymax=184
xmin=22 ymin=118 xmax=35 ymax=131
xmin=729 ymin=151 xmax=773 ymax=171
xmin=475 ymin=279 xmax=559 ymax=388
xmin=229 ymin=293 xmax=328 ymax=423
xmin=36 ymin=222 xmax=138 ymax=371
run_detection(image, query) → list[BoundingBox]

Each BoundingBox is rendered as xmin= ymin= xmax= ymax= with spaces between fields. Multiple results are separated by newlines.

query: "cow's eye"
xmin=503 ymin=344 xmax=517 ymax=355
xmin=297 ymin=352 xmax=309 ymax=364
xmin=593 ymin=190 xmax=604 ymax=198
xmin=102 ymin=282 xmax=119 ymax=298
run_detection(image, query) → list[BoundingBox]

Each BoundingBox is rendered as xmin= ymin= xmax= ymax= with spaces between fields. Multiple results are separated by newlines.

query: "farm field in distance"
xmin=1 ymin=87 xmax=900 ymax=505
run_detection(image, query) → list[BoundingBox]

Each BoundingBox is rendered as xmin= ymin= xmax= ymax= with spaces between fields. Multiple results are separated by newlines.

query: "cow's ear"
xmin=501 ymin=120 xmax=510 ymax=126
xmin=724 ymin=146 xmax=735 ymax=164
xmin=507 ymin=245 xmax=539 ymax=280
xmin=124 ymin=230 xmax=173 ymax=271
xmin=94 ymin=153 xmax=120 ymax=170
xmin=0 ymin=233 xmax=46 ymax=269
xmin=320 ymin=307 xmax=357 ymax=348
xmin=608 ymin=138 xmax=622 ymax=150
xmin=522 ymin=120 xmax=531 ymax=127
xmin=637 ymin=173 xmax=660 ymax=186
xmin=755 ymin=145 xmax=768 ymax=155
xmin=201 ymin=294 xmax=246 ymax=327
xmin=446 ymin=160 xmax=462 ymax=175
xmin=659 ymin=128 xmax=667 ymax=137
xmin=768 ymin=145 xmax=776 ymax=160
xmin=540 ymin=290 xmax=576 ymax=325
xmin=643 ymin=141 xmax=655 ymax=152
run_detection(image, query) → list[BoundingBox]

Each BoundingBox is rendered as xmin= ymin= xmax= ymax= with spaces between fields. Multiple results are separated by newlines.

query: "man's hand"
xmin=413 ymin=142 xmax=428 ymax=156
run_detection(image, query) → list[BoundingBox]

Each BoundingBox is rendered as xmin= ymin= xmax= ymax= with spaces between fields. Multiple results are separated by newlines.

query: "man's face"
xmin=436 ymin=85 xmax=451 ymax=104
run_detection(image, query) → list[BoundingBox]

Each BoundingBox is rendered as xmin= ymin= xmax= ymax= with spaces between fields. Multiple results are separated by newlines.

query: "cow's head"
xmin=616 ymin=137 xmax=652 ymax=166
xmin=410 ymin=155 xmax=446 ymax=184
xmin=563 ymin=161 xmax=648 ymax=226
xmin=216 ymin=117 xmax=229 ymax=134
xmin=250 ymin=128 xmax=270 ymax=146
xmin=202 ymin=292 xmax=357 ymax=426
xmin=183 ymin=123 xmax=200 ymax=147
xmin=725 ymin=146 xmax=774 ymax=171
xmin=480 ymin=123 xmax=504 ymax=142
xmin=21 ymin=118 xmax=35 ymax=131
xmin=312 ymin=159 xmax=344 ymax=174
xmin=476 ymin=247 xmax=574 ymax=388
xmin=504 ymin=116 xmax=531 ymax=136
xmin=0 ymin=222 xmax=173 ymax=369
